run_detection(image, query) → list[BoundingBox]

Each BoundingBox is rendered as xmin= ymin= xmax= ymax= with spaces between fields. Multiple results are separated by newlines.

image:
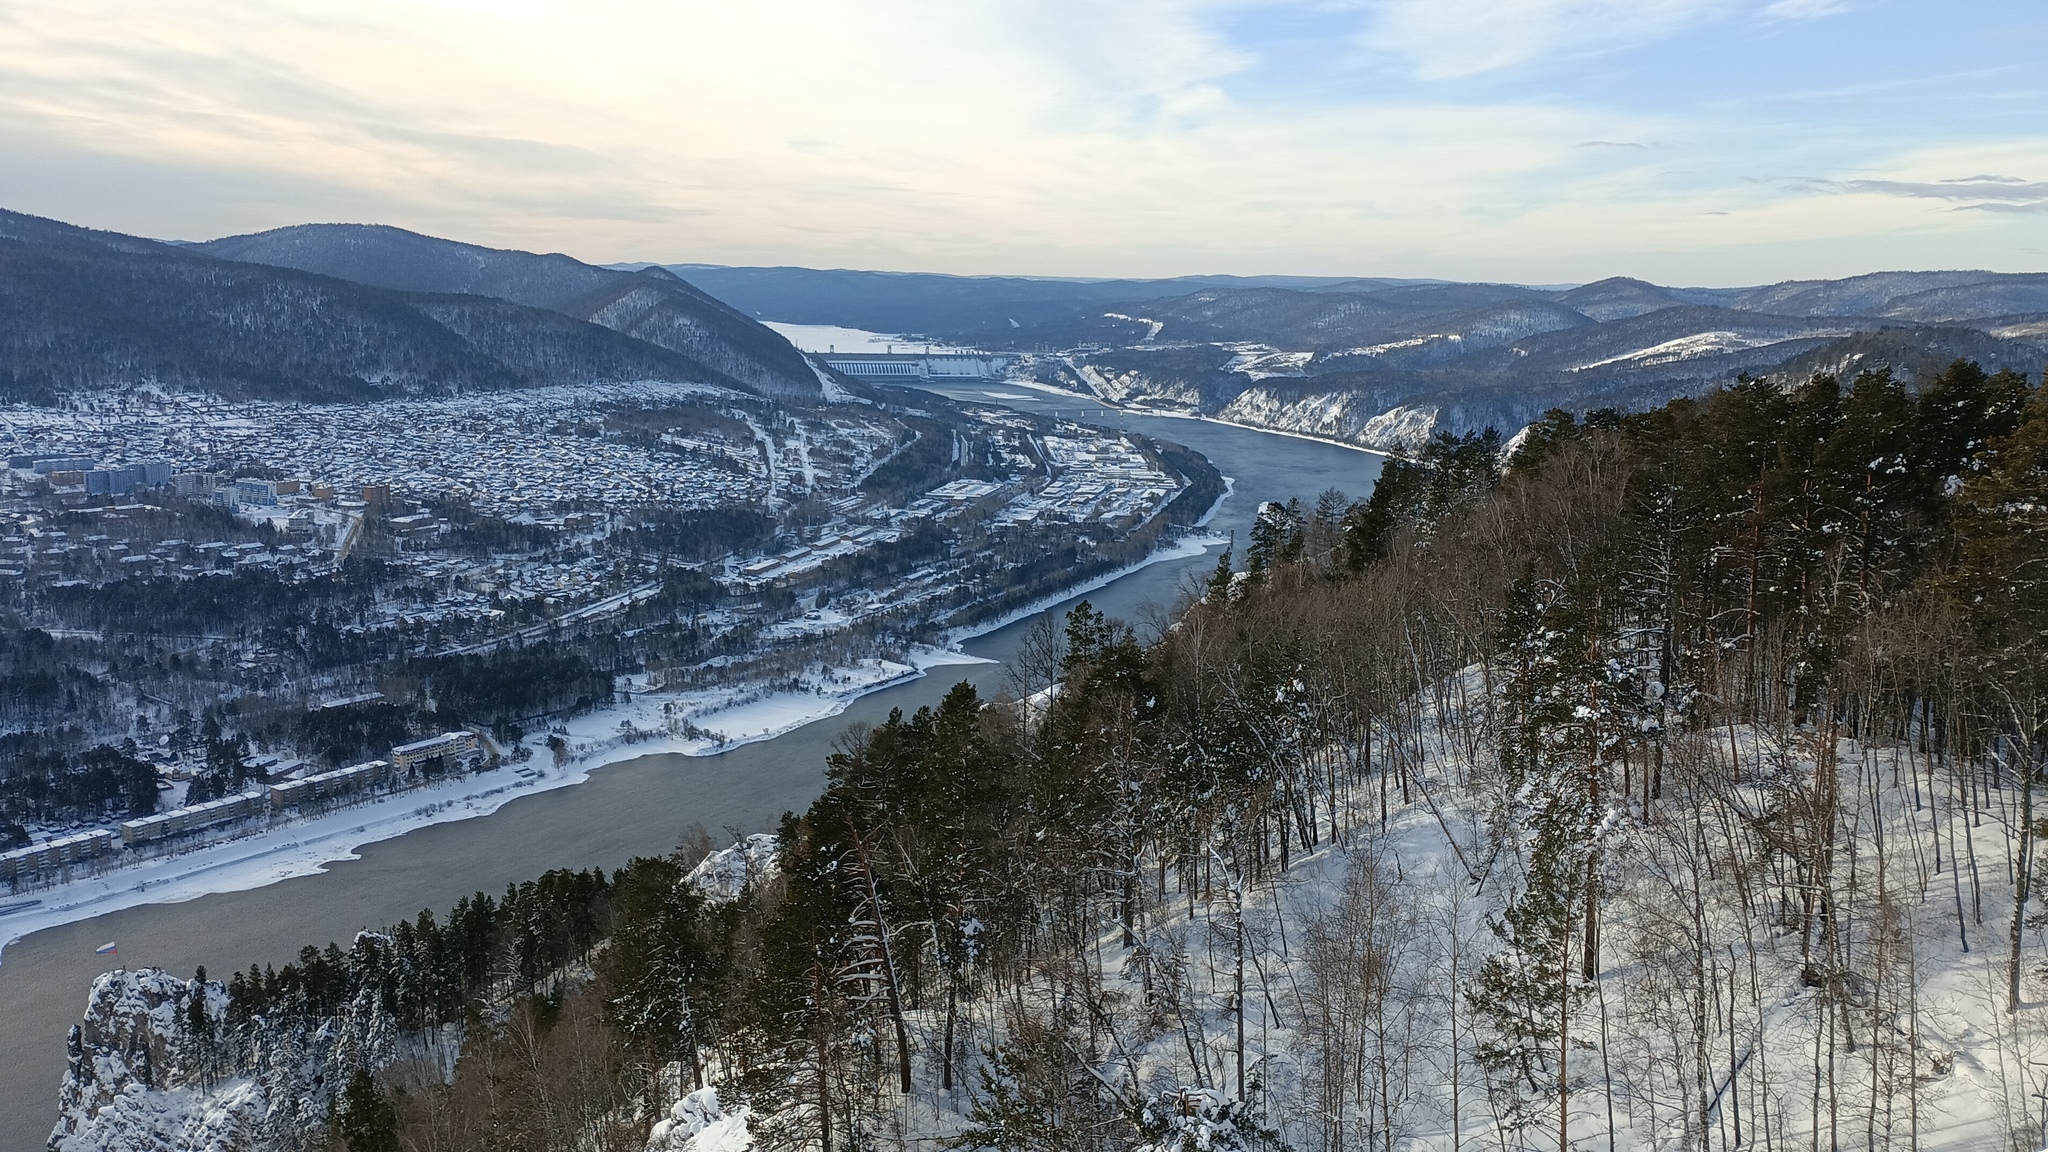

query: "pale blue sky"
xmin=0 ymin=1 xmax=2040 ymax=283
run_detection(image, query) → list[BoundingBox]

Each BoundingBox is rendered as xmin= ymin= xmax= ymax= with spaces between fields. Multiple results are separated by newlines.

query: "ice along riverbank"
xmin=0 ymin=527 xmax=1232 ymax=965
xmin=0 ymin=396 xmax=1383 ymax=1152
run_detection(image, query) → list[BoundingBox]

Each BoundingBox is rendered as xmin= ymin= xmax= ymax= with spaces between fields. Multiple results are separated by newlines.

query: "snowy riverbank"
xmin=1004 ymin=378 xmax=1404 ymax=459
xmin=0 ymin=527 xmax=1231 ymax=964
xmin=0 ymin=648 xmax=977 ymax=963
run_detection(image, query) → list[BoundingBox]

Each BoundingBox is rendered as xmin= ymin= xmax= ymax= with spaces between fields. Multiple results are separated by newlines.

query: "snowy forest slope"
xmin=194 ymin=225 xmax=824 ymax=400
xmin=49 ymin=359 xmax=2048 ymax=1152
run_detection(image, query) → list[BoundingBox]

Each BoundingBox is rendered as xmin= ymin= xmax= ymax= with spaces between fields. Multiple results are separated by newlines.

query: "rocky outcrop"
xmin=49 ymin=969 xmax=266 ymax=1152
xmin=1217 ymin=388 xmax=1437 ymax=455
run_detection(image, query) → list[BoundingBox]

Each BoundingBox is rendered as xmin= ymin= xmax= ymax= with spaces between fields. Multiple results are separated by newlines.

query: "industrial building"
xmin=818 ymin=353 xmax=1012 ymax=381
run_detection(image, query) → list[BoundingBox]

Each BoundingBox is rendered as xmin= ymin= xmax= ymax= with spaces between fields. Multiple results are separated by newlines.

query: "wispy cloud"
xmin=0 ymin=0 xmax=2037 ymax=282
xmin=1358 ymin=0 xmax=1731 ymax=80
xmin=1763 ymin=0 xmax=1852 ymax=19
xmin=1835 ymin=175 xmax=2048 ymax=208
xmin=1355 ymin=0 xmax=1865 ymax=80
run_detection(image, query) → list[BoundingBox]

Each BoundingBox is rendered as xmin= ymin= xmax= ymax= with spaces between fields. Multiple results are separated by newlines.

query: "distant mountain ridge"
xmin=0 ymin=209 xmax=788 ymax=404
xmin=197 ymin=224 xmax=822 ymax=399
xmin=638 ymin=263 xmax=2048 ymax=336
xmin=671 ymin=265 xmax=2045 ymax=453
xmin=644 ymin=264 xmax=1445 ymax=335
xmin=8 ymin=204 xmax=2042 ymax=455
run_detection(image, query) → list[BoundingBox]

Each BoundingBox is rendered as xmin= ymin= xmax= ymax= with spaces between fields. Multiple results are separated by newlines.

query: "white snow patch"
xmin=687 ymin=835 xmax=779 ymax=903
xmin=1218 ymin=388 xmax=1436 ymax=454
xmin=804 ymin=356 xmax=863 ymax=404
xmin=1218 ymin=342 xmax=1314 ymax=379
xmin=648 ymin=1086 xmax=753 ymax=1152
xmin=1499 ymin=422 xmax=1534 ymax=467
xmin=1572 ymin=329 xmax=1839 ymax=371
xmin=1104 ymin=312 xmax=1166 ymax=341
xmin=764 ymin=323 xmax=973 ymax=355
xmin=1327 ymin=333 xmax=1464 ymax=358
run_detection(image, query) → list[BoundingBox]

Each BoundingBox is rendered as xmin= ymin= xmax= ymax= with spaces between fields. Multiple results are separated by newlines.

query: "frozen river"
xmin=0 ymin=384 xmax=1383 ymax=1148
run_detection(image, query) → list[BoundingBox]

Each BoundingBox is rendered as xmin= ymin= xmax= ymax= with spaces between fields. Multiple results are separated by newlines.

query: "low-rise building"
xmin=230 ymin=478 xmax=282 ymax=506
xmin=118 ymin=793 xmax=267 ymax=846
xmin=0 ymin=829 xmax=118 ymax=884
xmin=268 ymin=759 xmax=391 ymax=809
xmin=390 ymin=731 xmax=482 ymax=773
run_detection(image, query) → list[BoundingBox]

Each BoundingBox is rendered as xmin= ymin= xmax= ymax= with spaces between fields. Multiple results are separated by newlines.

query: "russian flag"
xmin=94 ymin=941 xmax=117 ymax=956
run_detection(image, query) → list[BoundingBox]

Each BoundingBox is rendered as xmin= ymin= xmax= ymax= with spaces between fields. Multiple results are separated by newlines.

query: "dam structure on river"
xmin=818 ymin=350 xmax=1012 ymax=381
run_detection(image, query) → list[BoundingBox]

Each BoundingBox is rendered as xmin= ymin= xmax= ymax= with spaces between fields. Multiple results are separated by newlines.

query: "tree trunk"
xmin=942 ymin=981 xmax=958 ymax=1092
xmin=2009 ymin=755 xmax=2033 ymax=1012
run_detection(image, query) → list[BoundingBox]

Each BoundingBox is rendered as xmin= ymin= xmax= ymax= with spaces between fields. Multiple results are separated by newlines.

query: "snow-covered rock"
xmin=1217 ymin=388 xmax=1438 ymax=455
xmin=686 ymin=834 xmax=779 ymax=903
xmin=647 ymin=1086 xmax=753 ymax=1152
xmin=1134 ymin=1087 xmax=1261 ymax=1152
xmin=1077 ymin=364 xmax=1205 ymax=412
xmin=49 ymin=969 xmax=266 ymax=1152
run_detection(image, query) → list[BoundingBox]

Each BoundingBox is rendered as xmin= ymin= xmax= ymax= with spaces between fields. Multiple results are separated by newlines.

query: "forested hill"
xmin=55 ymin=361 xmax=2048 ymax=1152
xmin=699 ymin=262 xmax=2045 ymax=455
xmin=195 ymin=224 xmax=824 ymax=400
xmin=652 ymin=265 xmax=1416 ymax=333
xmin=0 ymin=209 xmax=804 ymax=404
xmin=1013 ymin=280 xmax=2048 ymax=456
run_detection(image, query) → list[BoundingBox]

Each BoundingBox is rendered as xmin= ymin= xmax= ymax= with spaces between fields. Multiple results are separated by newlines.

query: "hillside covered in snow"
xmin=954 ymin=273 xmax=2048 ymax=455
xmin=48 ymin=359 xmax=2048 ymax=1152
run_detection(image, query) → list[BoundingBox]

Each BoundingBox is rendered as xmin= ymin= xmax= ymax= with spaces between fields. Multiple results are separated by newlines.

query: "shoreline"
xmin=0 ymin=528 xmax=1231 ymax=963
xmin=1004 ymin=378 xmax=1401 ymax=460
xmin=0 ymin=650 xmax=975 ymax=963
xmin=941 ymin=527 xmax=1226 ymax=648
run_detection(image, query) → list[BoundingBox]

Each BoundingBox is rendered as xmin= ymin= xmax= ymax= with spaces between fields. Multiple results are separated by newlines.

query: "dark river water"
xmin=0 ymin=389 xmax=1381 ymax=1146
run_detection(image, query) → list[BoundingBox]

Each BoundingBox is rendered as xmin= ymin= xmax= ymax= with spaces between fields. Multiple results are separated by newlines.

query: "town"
xmin=0 ymin=730 xmax=480 ymax=890
xmin=0 ymin=381 xmax=1220 ymax=892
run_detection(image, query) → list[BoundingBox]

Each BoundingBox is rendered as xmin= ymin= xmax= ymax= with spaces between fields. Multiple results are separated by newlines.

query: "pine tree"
xmin=1206 ymin=546 xmax=1234 ymax=602
xmin=181 ymin=970 xmax=216 ymax=1093
xmin=333 ymin=1067 xmax=399 ymax=1152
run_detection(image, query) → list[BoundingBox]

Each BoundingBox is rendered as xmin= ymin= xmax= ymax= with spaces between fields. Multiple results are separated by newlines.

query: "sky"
xmin=0 ymin=1 xmax=2043 ymax=285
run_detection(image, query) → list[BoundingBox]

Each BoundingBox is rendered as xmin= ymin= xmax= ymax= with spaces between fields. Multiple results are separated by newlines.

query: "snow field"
xmin=646 ymin=668 xmax=2048 ymax=1152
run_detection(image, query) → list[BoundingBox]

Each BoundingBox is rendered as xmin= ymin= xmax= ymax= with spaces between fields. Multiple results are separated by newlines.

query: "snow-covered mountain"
xmin=0 ymin=210 xmax=783 ymax=405
xmin=638 ymin=260 xmax=2048 ymax=451
xmin=195 ymin=224 xmax=824 ymax=400
xmin=991 ymin=277 xmax=2048 ymax=450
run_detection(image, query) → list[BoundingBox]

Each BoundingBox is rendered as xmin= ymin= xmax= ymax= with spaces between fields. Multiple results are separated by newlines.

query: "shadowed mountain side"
xmin=196 ymin=224 xmax=821 ymax=399
xmin=1716 ymin=270 xmax=2048 ymax=320
xmin=1030 ymin=302 xmax=2047 ymax=454
xmin=653 ymin=265 xmax=1440 ymax=336
xmin=1552 ymin=276 xmax=1705 ymax=321
xmin=1768 ymin=325 xmax=2048 ymax=387
xmin=1052 ymin=284 xmax=1595 ymax=351
xmin=0 ymin=210 xmax=742 ymax=405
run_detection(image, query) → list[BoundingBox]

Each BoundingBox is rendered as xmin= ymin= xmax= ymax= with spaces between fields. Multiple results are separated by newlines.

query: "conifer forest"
xmin=65 ymin=361 xmax=2048 ymax=1152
